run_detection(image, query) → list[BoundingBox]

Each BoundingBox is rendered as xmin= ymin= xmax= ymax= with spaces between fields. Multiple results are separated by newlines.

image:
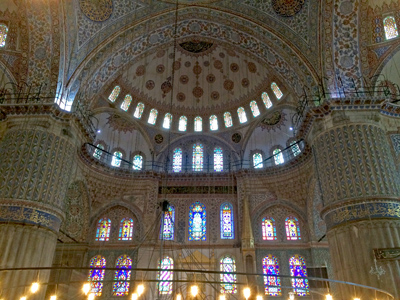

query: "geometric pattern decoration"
xmin=220 ymin=256 xmax=237 ymax=293
xmin=88 ymin=255 xmax=106 ymax=296
xmin=271 ymin=0 xmax=305 ymax=17
xmin=158 ymin=257 xmax=173 ymax=294
xmin=113 ymin=255 xmax=132 ymax=296
xmin=214 ymin=147 xmax=223 ymax=172
xmin=79 ymin=0 xmax=113 ymax=22
xmin=289 ymin=255 xmax=309 ymax=296
xmin=263 ymin=255 xmax=281 ymax=296
xmin=96 ymin=218 xmax=111 ymax=241
xmin=189 ymin=202 xmax=206 ymax=241
xmin=285 ymin=216 xmax=301 ymax=240
xmin=220 ymin=203 xmax=234 ymax=239
xmin=119 ymin=218 xmax=134 ymax=241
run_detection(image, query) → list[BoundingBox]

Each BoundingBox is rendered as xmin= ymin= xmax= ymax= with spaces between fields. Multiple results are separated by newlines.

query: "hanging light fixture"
xmin=243 ymin=287 xmax=251 ymax=300
xmin=82 ymin=283 xmax=91 ymax=295
xmin=88 ymin=293 xmax=95 ymax=300
xmin=50 ymin=296 xmax=57 ymax=300
xmin=219 ymin=295 xmax=226 ymax=300
xmin=30 ymin=282 xmax=39 ymax=293
xmin=326 ymin=294 xmax=333 ymax=300
xmin=131 ymin=293 xmax=138 ymax=300
xmin=256 ymin=295 xmax=263 ymax=300
xmin=137 ymin=284 xmax=145 ymax=296
xmin=190 ymin=285 xmax=199 ymax=297
xmin=176 ymin=293 xmax=182 ymax=300
xmin=288 ymin=292 xmax=295 ymax=300
xmin=20 ymin=297 xmax=27 ymax=300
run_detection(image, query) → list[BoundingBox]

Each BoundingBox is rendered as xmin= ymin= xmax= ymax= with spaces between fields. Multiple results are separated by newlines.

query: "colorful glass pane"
xmin=173 ymin=148 xmax=183 ymax=173
xmin=237 ymin=107 xmax=247 ymax=123
xmin=220 ymin=203 xmax=234 ymax=239
xmin=189 ymin=202 xmax=206 ymax=241
xmin=108 ymin=86 xmax=121 ymax=102
xmin=262 ymin=92 xmax=273 ymax=109
xmin=88 ymin=255 xmax=106 ymax=296
xmin=161 ymin=205 xmax=175 ymax=240
xmin=273 ymin=149 xmax=284 ymax=165
xmin=163 ymin=113 xmax=172 ymax=129
xmin=214 ymin=147 xmax=223 ymax=172
xmin=148 ymin=109 xmax=158 ymax=125
xmin=262 ymin=217 xmax=276 ymax=241
xmin=119 ymin=218 xmax=133 ymax=241
xmin=111 ymin=151 xmax=122 ymax=167
xmin=158 ymin=257 xmax=173 ymax=294
xmin=289 ymin=255 xmax=309 ymax=296
xmin=179 ymin=116 xmax=187 ymax=131
xmin=133 ymin=102 xmax=144 ymax=119
xmin=120 ymin=94 xmax=132 ymax=111
xmin=93 ymin=144 xmax=104 ymax=159
xmin=210 ymin=115 xmax=218 ymax=131
xmin=253 ymin=153 xmax=263 ymax=169
xmin=220 ymin=256 xmax=237 ymax=293
xmin=133 ymin=154 xmax=143 ymax=170
xmin=113 ymin=255 xmax=132 ymax=296
xmin=192 ymin=143 xmax=203 ymax=172
xmin=290 ymin=141 xmax=301 ymax=157
xmin=263 ymin=255 xmax=281 ymax=296
xmin=95 ymin=218 xmax=111 ymax=241
xmin=271 ymin=82 xmax=283 ymax=100
xmin=384 ymin=16 xmax=399 ymax=40
xmin=285 ymin=216 xmax=301 ymax=240
xmin=224 ymin=112 xmax=233 ymax=128
xmin=194 ymin=116 xmax=202 ymax=132
xmin=250 ymin=101 xmax=260 ymax=117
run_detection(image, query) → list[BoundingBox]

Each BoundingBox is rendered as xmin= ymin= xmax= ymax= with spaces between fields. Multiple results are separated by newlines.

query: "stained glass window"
xmin=88 ymin=255 xmax=106 ymax=296
xmin=285 ymin=216 xmax=301 ymax=240
xmin=384 ymin=16 xmax=399 ymax=40
xmin=163 ymin=113 xmax=173 ymax=129
xmin=158 ymin=257 xmax=174 ymax=294
xmin=189 ymin=202 xmax=206 ymax=241
xmin=133 ymin=102 xmax=145 ymax=119
xmin=120 ymin=94 xmax=132 ymax=111
xmin=253 ymin=153 xmax=263 ymax=169
xmin=273 ymin=149 xmax=284 ymax=165
xmin=194 ymin=116 xmax=202 ymax=132
xmin=111 ymin=151 xmax=122 ymax=167
xmin=271 ymin=82 xmax=283 ymax=100
xmin=108 ymin=86 xmax=121 ymax=102
xmin=262 ymin=92 xmax=273 ymax=109
xmin=179 ymin=116 xmax=187 ymax=131
xmin=250 ymin=101 xmax=260 ymax=117
xmin=290 ymin=141 xmax=301 ymax=157
xmin=95 ymin=218 xmax=111 ymax=241
xmin=220 ymin=203 xmax=234 ymax=239
xmin=93 ymin=144 xmax=104 ymax=159
xmin=262 ymin=217 xmax=276 ymax=241
xmin=237 ymin=107 xmax=247 ymax=123
xmin=133 ymin=154 xmax=143 ymax=170
xmin=148 ymin=109 xmax=158 ymax=125
xmin=220 ymin=256 xmax=237 ymax=293
xmin=119 ymin=218 xmax=133 ymax=241
xmin=224 ymin=112 xmax=233 ymax=128
xmin=173 ymin=148 xmax=183 ymax=173
xmin=0 ymin=24 xmax=8 ymax=47
xmin=289 ymin=255 xmax=309 ymax=296
xmin=210 ymin=115 xmax=218 ymax=131
xmin=263 ymin=255 xmax=281 ymax=296
xmin=214 ymin=147 xmax=223 ymax=172
xmin=161 ymin=205 xmax=175 ymax=240
xmin=113 ymin=255 xmax=132 ymax=296
xmin=192 ymin=143 xmax=203 ymax=172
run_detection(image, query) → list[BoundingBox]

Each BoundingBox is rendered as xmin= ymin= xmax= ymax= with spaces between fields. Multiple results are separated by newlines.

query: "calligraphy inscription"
xmin=374 ymin=248 xmax=400 ymax=260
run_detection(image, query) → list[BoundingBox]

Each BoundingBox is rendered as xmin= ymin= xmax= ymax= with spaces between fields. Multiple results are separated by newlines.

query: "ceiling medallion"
xmin=155 ymin=134 xmax=164 ymax=144
xmin=178 ymin=40 xmax=216 ymax=56
xmin=80 ymin=0 xmax=113 ymax=22
xmin=106 ymin=114 xmax=136 ymax=133
xmin=259 ymin=111 xmax=287 ymax=132
xmin=272 ymin=0 xmax=305 ymax=17
xmin=232 ymin=133 xmax=241 ymax=143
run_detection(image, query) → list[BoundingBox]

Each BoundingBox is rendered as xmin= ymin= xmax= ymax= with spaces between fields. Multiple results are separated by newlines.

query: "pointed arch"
xmin=262 ymin=217 xmax=276 ymax=241
xmin=95 ymin=218 xmax=111 ymax=241
xmin=262 ymin=92 xmax=273 ymax=108
xmin=210 ymin=115 xmax=218 ymax=131
xmin=120 ymin=94 xmax=132 ymax=111
xmin=161 ymin=205 xmax=175 ymax=240
xmin=220 ymin=203 xmax=234 ymax=239
xmin=189 ymin=202 xmax=206 ymax=241
xmin=214 ymin=147 xmax=223 ymax=172
xmin=158 ymin=257 xmax=174 ymax=294
xmin=133 ymin=102 xmax=145 ymax=119
xmin=113 ymin=255 xmax=132 ymax=296
xmin=220 ymin=256 xmax=237 ymax=293
xmin=289 ymin=255 xmax=309 ymax=296
xmin=88 ymin=255 xmax=106 ymax=296
xmin=119 ymin=218 xmax=133 ymax=241
xmin=108 ymin=86 xmax=121 ymax=102
xmin=192 ymin=143 xmax=203 ymax=172
xmin=285 ymin=216 xmax=301 ymax=240
xmin=263 ymin=255 xmax=281 ymax=296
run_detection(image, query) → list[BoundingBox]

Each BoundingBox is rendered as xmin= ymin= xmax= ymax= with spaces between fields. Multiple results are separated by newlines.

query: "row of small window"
xmin=87 ymin=254 xmax=309 ymax=297
xmin=107 ymin=83 xmax=283 ymax=131
xmin=253 ymin=142 xmax=301 ymax=168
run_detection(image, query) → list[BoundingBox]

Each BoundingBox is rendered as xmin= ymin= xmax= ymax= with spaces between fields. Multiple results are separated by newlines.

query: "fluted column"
xmin=310 ymin=111 xmax=400 ymax=299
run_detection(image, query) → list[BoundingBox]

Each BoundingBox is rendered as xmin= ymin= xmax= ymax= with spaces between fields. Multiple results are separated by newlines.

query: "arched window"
xmin=0 ymin=24 xmax=8 ymax=47
xmin=262 ymin=92 xmax=273 ymax=109
xmin=189 ymin=202 xmax=206 ymax=241
xmin=88 ymin=255 xmax=106 ymax=296
xmin=220 ymin=203 xmax=234 ymax=239
xmin=285 ymin=216 xmax=301 ymax=240
xmin=179 ymin=116 xmax=187 ymax=131
xmin=96 ymin=218 xmax=111 ymax=241
xmin=93 ymin=144 xmax=104 ymax=159
xmin=133 ymin=154 xmax=143 ymax=170
xmin=158 ymin=257 xmax=173 ymax=295
xmin=273 ymin=149 xmax=284 ymax=165
xmin=384 ymin=16 xmax=399 ymax=40
xmin=133 ymin=102 xmax=145 ymax=119
xmin=237 ymin=107 xmax=247 ymax=123
xmin=271 ymin=82 xmax=283 ymax=100
xmin=113 ymin=255 xmax=132 ymax=296
xmin=111 ymin=151 xmax=123 ymax=167
xmin=210 ymin=115 xmax=218 ymax=131
xmin=262 ymin=217 xmax=277 ymax=241
xmin=214 ymin=147 xmax=223 ymax=172
xmin=161 ymin=205 xmax=175 ymax=240
xmin=172 ymin=148 xmax=183 ymax=173
xmin=224 ymin=112 xmax=233 ymax=128
xmin=148 ymin=109 xmax=158 ymax=125
xmin=220 ymin=256 xmax=237 ymax=294
xmin=250 ymin=101 xmax=260 ymax=117
xmin=163 ymin=113 xmax=173 ymax=129
xmin=119 ymin=218 xmax=133 ymax=241
xmin=120 ymin=94 xmax=132 ymax=111
xmin=289 ymin=255 xmax=309 ymax=296
xmin=192 ymin=143 xmax=203 ymax=172
xmin=194 ymin=116 xmax=202 ymax=132
xmin=253 ymin=153 xmax=263 ymax=169
xmin=108 ymin=86 xmax=121 ymax=102
xmin=290 ymin=141 xmax=301 ymax=157
xmin=263 ymin=255 xmax=281 ymax=296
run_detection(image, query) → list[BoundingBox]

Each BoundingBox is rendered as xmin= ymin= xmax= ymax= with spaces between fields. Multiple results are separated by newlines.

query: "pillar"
xmin=241 ymin=194 xmax=256 ymax=288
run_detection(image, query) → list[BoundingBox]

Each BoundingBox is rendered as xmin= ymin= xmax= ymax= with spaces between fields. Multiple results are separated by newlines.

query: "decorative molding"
xmin=374 ymin=248 xmax=400 ymax=260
